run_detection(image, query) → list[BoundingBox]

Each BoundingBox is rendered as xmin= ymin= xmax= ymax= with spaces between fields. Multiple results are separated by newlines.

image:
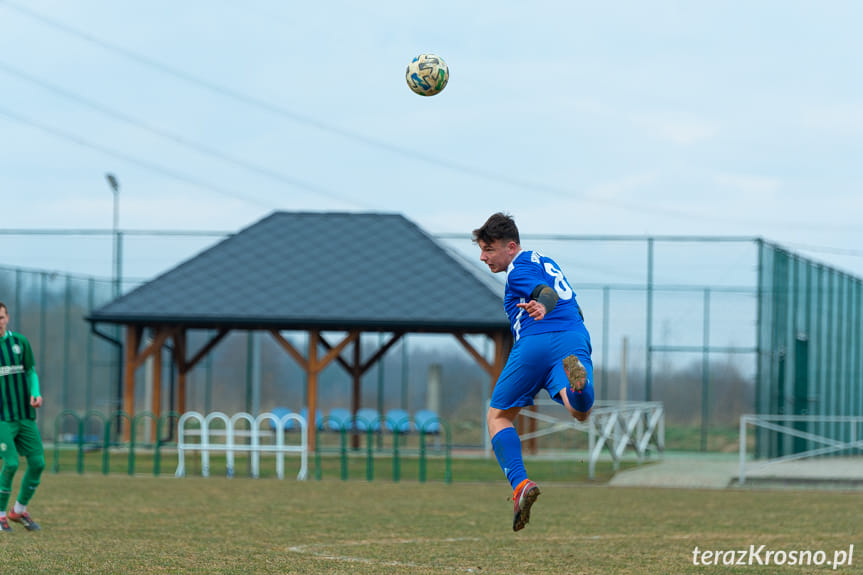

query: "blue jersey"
xmin=504 ymin=250 xmax=584 ymax=341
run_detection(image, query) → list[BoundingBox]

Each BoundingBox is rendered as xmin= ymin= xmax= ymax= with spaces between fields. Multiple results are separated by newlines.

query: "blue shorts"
xmin=490 ymin=329 xmax=594 ymax=410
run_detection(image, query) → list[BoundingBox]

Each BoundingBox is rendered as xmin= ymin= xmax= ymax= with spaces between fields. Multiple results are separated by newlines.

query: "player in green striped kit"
xmin=0 ymin=302 xmax=44 ymax=532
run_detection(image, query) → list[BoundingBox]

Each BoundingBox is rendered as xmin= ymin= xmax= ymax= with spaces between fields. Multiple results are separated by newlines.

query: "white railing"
xmin=175 ymin=411 xmax=308 ymax=480
xmin=738 ymin=414 xmax=863 ymax=484
xmin=512 ymin=399 xmax=665 ymax=479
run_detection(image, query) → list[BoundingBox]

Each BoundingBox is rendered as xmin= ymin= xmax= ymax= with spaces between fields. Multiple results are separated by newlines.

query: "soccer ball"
xmin=406 ymin=54 xmax=449 ymax=96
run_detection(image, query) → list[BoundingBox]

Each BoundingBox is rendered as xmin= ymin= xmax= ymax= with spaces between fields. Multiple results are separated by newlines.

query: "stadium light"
xmin=105 ymin=173 xmax=120 ymax=298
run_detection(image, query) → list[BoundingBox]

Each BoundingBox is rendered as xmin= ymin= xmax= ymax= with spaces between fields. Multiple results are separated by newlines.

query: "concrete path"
xmin=609 ymin=452 xmax=738 ymax=489
xmin=739 ymin=456 xmax=863 ymax=488
xmin=609 ymin=453 xmax=863 ymax=490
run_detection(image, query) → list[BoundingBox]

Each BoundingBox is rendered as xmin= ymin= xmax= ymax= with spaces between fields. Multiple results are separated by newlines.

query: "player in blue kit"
xmin=473 ymin=213 xmax=594 ymax=532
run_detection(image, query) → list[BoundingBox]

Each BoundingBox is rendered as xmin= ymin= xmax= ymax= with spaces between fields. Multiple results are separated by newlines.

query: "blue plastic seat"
xmin=268 ymin=407 xmax=295 ymax=431
xmin=385 ymin=409 xmax=412 ymax=433
xmin=353 ymin=408 xmax=381 ymax=432
xmin=413 ymin=409 xmax=441 ymax=434
xmin=327 ymin=407 xmax=352 ymax=431
xmin=298 ymin=407 xmax=324 ymax=431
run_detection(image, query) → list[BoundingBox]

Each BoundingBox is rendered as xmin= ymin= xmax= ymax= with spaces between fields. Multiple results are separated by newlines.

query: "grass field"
xmin=2 ymin=471 xmax=862 ymax=574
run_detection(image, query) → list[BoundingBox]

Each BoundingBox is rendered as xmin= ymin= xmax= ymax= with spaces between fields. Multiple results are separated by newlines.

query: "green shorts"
xmin=0 ymin=419 xmax=44 ymax=461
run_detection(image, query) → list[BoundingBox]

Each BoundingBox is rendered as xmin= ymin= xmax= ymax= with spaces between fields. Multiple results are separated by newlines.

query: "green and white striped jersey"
xmin=0 ymin=331 xmax=37 ymax=421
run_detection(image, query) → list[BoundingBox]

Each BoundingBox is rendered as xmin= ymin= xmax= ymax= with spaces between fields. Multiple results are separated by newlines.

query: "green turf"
xmin=2 ymin=472 xmax=860 ymax=574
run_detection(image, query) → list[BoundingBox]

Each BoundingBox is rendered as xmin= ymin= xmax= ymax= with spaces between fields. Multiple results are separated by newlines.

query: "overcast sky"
xmin=2 ymin=0 xmax=862 ymax=281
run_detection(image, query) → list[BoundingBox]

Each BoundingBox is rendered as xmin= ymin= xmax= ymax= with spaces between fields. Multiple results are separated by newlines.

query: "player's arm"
xmin=28 ymin=369 xmax=42 ymax=407
xmin=531 ymin=284 xmax=559 ymax=314
xmin=23 ymin=339 xmax=42 ymax=407
xmin=516 ymin=284 xmax=559 ymax=320
xmin=28 ymin=369 xmax=41 ymax=398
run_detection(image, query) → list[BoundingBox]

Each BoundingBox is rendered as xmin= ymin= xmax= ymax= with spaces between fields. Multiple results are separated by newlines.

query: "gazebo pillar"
xmin=307 ymin=330 xmax=319 ymax=452
xmin=270 ymin=329 xmax=360 ymax=452
xmin=123 ymin=325 xmax=141 ymax=439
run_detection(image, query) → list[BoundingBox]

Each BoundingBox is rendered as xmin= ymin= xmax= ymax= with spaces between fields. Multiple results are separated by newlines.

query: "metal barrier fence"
xmin=51 ymin=409 xmax=179 ymax=476
xmin=739 ymin=414 xmax=863 ymax=484
xmin=312 ymin=413 xmax=452 ymax=483
xmin=175 ymin=411 xmax=308 ymax=480
xmin=50 ymin=410 xmax=451 ymax=482
xmin=515 ymin=399 xmax=665 ymax=479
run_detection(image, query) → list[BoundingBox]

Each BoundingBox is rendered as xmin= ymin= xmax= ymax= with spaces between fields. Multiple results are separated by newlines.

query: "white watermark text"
xmin=692 ymin=545 xmax=854 ymax=570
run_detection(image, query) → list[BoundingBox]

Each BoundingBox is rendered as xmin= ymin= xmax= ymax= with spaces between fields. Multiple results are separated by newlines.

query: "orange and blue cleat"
xmin=8 ymin=510 xmax=40 ymax=531
xmin=512 ymin=478 xmax=541 ymax=532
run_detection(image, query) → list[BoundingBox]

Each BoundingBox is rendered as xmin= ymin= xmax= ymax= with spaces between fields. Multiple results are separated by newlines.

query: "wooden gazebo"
xmin=87 ymin=211 xmax=512 ymax=449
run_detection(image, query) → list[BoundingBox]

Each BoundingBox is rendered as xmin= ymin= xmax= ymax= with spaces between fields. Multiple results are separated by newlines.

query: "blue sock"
xmin=491 ymin=427 xmax=528 ymax=489
xmin=565 ymin=382 xmax=595 ymax=413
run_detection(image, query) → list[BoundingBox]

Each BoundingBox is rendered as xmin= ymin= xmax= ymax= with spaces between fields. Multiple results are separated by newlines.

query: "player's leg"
xmin=0 ymin=421 xmax=21 ymax=532
xmin=7 ymin=419 xmax=43 ymax=531
xmin=488 ymin=405 xmax=540 ymax=532
xmin=558 ymin=374 xmax=595 ymax=422
xmin=560 ymin=356 xmax=594 ymax=421
xmin=544 ymin=330 xmax=595 ymax=421
xmin=488 ymin=337 xmax=547 ymax=531
xmin=488 ymin=404 xmax=527 ymax=489
xmin=488 ymin=339 xmax=543 ymax=490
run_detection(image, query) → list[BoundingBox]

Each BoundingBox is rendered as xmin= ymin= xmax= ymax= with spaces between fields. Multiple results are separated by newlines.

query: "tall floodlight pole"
xmin=105 ymin=173 xmax=120 ymax=297
xmin=104 ymin=172 xmax=124 ymax=427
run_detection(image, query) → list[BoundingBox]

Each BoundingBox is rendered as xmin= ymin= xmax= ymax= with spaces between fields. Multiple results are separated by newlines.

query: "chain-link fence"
xmin=2 ymin=230 xmax=859 ymax=452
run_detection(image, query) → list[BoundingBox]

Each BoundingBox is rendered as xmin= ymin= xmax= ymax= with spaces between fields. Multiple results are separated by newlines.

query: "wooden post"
xmin=271 ymin=329 xmax=359 ymax=454
xmin=174 ymin=329 xmax=187 ymax=415
xmin=152 ymin=335 xmax=162 ymax=440
xmin=307 ymin=330 xmax=319 ymax=452
xmin=526 ymin=405 xmax=538 ymax=454
xmin=351 ymin=337 xmax=362 ymax=449
xmin=491 ymin=331 xmax=509 ymax=386
xmin=123 ymin=325 xmax=141 ymax=441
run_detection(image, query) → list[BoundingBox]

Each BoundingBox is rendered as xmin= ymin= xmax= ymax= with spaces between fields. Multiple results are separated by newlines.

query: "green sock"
xmin=16 ymin=454 xmax=44 ymax=507
xmin=0 ymin=469 xmax=15 ymax=511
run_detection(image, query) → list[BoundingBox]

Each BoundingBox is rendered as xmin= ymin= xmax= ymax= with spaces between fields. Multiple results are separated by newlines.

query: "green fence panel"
xmin=129 ymin=411 xmax=158 ymax=476
xmin=52 ymin=409 xmax=82 ymax=474
xmin=365 ymin=428 xmax=374 ymax=482
xmin=81 ymin=409 xmax=108 ymax=474
xmin=418 ymin=417 xmax=452 ymax=484
xmin=155 ymin=411 xmax=180 ymax=476
xmin=106 ymin=410 xmax=132 ymax=475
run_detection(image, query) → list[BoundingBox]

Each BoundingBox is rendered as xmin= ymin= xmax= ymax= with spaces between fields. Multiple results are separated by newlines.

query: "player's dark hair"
xmin=0 ymin=302 xmax=6 ymax=313
xmin=472 ymin=212 xmax=520 ymax=245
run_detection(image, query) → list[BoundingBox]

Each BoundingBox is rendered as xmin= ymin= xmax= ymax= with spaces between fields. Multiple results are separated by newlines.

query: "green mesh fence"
xmin=756 ymin=241 xmax=863 ymax=458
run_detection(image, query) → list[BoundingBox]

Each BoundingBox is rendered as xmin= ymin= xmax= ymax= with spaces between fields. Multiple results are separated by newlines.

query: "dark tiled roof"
xmin=88 ymin=211 xmax=508 ymax=333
